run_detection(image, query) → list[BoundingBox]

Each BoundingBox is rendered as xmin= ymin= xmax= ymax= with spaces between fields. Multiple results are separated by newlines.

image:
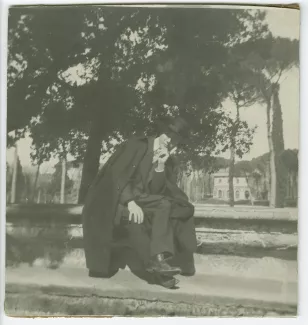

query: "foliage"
xmin=7 ymin=7 xmax=87 ymax=134
xmin=280 ymin=149 xmax=298 ymax=172
xmin=142 ymin=9 xmax=269 ymax=165
xmin=219 ymin=113 xmax=257 ymax=159
xmin=8 ymin=7 xmax=270 ymax=166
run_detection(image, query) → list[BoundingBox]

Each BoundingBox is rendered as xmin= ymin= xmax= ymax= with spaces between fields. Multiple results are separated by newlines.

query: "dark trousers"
xmin=126 ymin=195 xmax=197 ymax=265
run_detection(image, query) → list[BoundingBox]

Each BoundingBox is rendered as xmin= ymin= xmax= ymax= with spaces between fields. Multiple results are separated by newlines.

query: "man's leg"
xmin=170 ymin=204 xmax=197 ymax=252
xmin=145 ymin=198 xmax=174 ymax=258
xmin=125 ymin=198 xmax=174 ymax=263
xmin=170 ymin=204 xmax=197 ymax=276
xmin=126 ymin=221 xmax=151 ymax=265
xmin=126 ymin=196 xmax=180 ymax=276
xmin=125 ymin=197 xmax=180 ymax=283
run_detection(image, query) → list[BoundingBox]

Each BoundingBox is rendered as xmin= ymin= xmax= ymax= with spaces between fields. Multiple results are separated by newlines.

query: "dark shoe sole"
xmin=160 ymin=278 xmax=180 ymax=289
xmin=149 ymin=274 xmax=180 ymax=289
xmin=145 ymin=266 xmax=181 ymax=276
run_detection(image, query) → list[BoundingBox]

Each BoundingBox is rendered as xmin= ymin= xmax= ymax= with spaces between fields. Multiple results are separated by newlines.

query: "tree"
xmin=10 ymin=6 xmax=168 ymax=203
xmin=242 ymin=36 xmax=299 ymax=207
xmin=8 ymin=7 xmax=271 ymax=203
xmin=10 ymin=147 xmax=19 ymax=204
xmin=221 ymin=38 xmax=267 ymax=206
xmin=218 ymin=113 xmax=257 ymax=206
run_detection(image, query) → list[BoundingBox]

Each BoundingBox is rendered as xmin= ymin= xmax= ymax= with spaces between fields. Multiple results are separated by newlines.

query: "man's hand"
xmin=127 ymin=201 xmax=144 ymax=224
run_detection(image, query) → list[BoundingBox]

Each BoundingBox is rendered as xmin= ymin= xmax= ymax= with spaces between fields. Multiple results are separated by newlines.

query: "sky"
xmin=7 ymin=7 xmax=300 ymax=170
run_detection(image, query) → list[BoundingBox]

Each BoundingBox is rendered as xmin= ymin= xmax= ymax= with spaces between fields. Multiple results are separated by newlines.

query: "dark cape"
xmin=82 ymin=136 xmax=194 ymax=274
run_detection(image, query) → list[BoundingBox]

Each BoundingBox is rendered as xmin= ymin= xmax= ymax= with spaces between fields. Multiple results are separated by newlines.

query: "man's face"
xmin=159 ymin=133 xmax=171 ymax=149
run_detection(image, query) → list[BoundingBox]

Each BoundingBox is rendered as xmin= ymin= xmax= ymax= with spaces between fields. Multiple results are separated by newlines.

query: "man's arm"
xmin=119 ymin=182 xmax=135 ymax=205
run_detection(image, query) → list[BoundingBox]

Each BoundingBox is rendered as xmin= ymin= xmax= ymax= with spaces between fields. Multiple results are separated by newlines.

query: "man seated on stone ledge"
xmin=82 ymin=116 xmax=198 ymax=289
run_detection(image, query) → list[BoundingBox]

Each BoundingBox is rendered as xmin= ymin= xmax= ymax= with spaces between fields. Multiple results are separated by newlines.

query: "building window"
xmin=227 ymin=190 xmax=230 ymax=198
xmin=236 ymin=178 xmax=239 ymax=184
xmin=235 ymin=190 xmax=240 ymax=199
xmin=218 ymin=190 xmax=222 ymax=198
xmin=245 ymin=190 xmax=250 ymax=199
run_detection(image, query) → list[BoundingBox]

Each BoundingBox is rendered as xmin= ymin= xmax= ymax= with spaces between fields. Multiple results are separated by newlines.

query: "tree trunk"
xmin=200 ymin=171 xmax=205 ymax=200
xmin=288 ymin=172 xmax=292 ymax=199
xmin=271 ymin=84 xmax=286 ymax=207
xmin=268 ymin=140 xmax=276 ymax=207
xmin=60 ymin=157 xmax=66 ymax=204
xmin=24 ymin=174 xmax=28 ymax=203
xmin=37 ymin=188 xmax=41 ymax=204
xmin=32 ymin=164 xmax=40 ymax=203
xmin=228 ymin=145 xmax=235 ymax=207
xmin=266 ymin=94 xmax=276 ymax=207
xmin=10 ymin=146 xmax=18 ymax=204
xmin=228 ymin=103 xmax=240 ymax=207
xmin=78 ymin=120 xmax=104 ymax=204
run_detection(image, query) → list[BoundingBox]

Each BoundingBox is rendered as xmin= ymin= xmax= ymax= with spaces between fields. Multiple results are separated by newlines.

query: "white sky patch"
xmin=61 ymin=57 xmax=100 ymax=86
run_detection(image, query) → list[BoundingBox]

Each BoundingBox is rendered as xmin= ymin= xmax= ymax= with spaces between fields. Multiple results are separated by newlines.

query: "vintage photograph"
xmin=5 ymin=4 xmax=299 ymax=317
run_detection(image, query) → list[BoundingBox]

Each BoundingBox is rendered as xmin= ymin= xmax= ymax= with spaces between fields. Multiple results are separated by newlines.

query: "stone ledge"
xmin=6 ymin=204 xmax=298 ymax=221
xmin=5 ymin=204 xmax=298 ymax=236
xmin=194 ymin=206 xmax=297 ymax=221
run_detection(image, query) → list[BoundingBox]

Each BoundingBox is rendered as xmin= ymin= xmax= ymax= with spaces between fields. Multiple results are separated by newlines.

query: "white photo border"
xmin=0 ymin=1 xmax=306 ymax=325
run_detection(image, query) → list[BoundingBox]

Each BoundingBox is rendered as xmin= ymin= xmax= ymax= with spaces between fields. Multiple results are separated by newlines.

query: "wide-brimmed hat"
xmin=157 ymin=116 xmax=191 ymax=145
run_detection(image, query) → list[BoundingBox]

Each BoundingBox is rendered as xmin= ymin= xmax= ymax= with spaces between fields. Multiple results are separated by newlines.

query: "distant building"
xmin=212 ymin=168 xmax=252 ymax=201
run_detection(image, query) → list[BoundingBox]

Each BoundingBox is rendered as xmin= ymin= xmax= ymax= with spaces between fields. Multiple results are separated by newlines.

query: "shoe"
xmin=146 ymin=253 xmax=181 ymax=276
xmin=149 ymin=274 xmax=180 ymax=289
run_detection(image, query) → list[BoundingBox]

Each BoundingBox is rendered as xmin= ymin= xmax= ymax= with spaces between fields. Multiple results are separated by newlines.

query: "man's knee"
xmin=171 ymin=205 xmax=194 ymax=219
xmin=159 ymin=198 xmax=172 ymax=210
